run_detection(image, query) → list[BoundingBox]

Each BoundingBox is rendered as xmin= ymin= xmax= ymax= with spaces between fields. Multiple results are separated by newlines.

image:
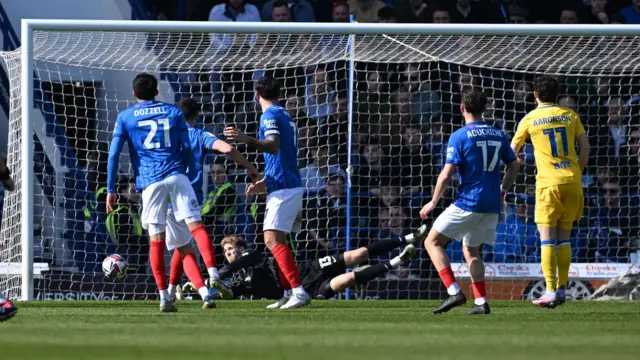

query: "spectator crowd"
xmin=54 ymin=0 xmax=640 ymax=277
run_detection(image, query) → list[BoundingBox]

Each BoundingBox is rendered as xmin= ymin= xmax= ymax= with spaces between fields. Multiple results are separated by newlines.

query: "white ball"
xmin=102 ymin=254 xmax=128 ymax=280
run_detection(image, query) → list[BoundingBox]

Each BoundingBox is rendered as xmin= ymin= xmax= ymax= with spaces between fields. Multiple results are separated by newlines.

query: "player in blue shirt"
xmin=166 ymin=98 xmax=259 ymax=304
xmin=224 ymin=76 xmax=310 ymax=309
xmin=107 ymin=74 xmax=219 ymax=312
xmin=419 ymin=88 xmax=519 ymax=315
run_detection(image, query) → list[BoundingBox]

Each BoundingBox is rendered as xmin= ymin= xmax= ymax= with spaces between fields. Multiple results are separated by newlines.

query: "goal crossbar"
xmin=16 ymin=19 xmax=640 ymax=301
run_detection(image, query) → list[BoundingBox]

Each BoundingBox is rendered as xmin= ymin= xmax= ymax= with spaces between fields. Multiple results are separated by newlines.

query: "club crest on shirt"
xmin=191 ymin=199 xmax=199 ymax=209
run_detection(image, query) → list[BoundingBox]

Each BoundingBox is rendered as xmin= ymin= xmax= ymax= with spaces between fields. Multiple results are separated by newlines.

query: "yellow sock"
xmin=541 ymin=242 xmax=557 ymax=292
xmin=557 ymin=242 xmax=572 ymax=289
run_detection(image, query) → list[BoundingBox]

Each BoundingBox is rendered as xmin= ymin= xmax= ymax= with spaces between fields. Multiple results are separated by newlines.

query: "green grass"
xmin=1 ymin=300 xmax=639 ymax=360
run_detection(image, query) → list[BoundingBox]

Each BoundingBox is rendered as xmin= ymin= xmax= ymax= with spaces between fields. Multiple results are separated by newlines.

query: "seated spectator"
xmin=348 ymin=0 xmax=387 ymax=23
xmin=619 ymin=0 xmax=640 ymax=23
xmin=295 ymin=114 xmax=317 ymax=169
xmin=393 ymin=122 xmax=434 ymax=192
xmin=395 ymin=0 xmax=431 ymax=23
xmin=617 ymin=129 xmax=640 ymax=191
xmin=428 ymin=121 xmax=450 ymax=169
xmin=377 ymin=6 xmax=397 ymax=23
xmin=209 ymin=0 xmax=261 ymax=50
xmin=432 ymin=7 xmax=452 ymax=23
xmin=559 ymin=8 xmax=580 ymax=24
xmin=270 ymin=1 xmax=292 ymax=22
xmin=397 ymin=63 xmax=441 ymax=126
xmin=377 ymin=89 xmax=415 ymax=146
xmin=352 ymin=140 xmax=393 ymax=194
xmin=585 ymin=0 xmax=611 ymax=24
xmin=558 ymin=95 xmax=579 ymax=113
xmin=590 ymin=182 xmax=638 ymax=262
xmin=357 ymin=71 xmax=392 ymax=133
xmin=304 ymin=66 xmax=335 ymax=125
xmin=332 ymin=1 xmax=350 ymax=22
xmin=508 ymin=5 xmax=529 ymax=23
xmin=201 ymin=159 xmax=237 ymax=244
xmin=285 ymin=92 xmax=305 ymax=119
xmin=377 ymin=205 xmax=418 ymax=278
xmin=594 ymin=97 xmax=629 ymax=159
xmin=452 ymin=0 xmax=505 ymax=23
xmin=483 ymin=96 xmax=506 ymax=131
xmin=585 ymin=167 xmax=617 ymax=201
xmin=261 ymin=0 xmax=315 ymax=22
xmin=300 ymin=146 xmax=346 ymax=193
xmin=106 ymin=178 xmax=147 ymax=274
xmin=305 ymin=174 xmax=347 ymax=257
xmin=322 ymin=95 xmax=350 ymax=168
xmin=488 ymin=195 xmax=537 ymax=263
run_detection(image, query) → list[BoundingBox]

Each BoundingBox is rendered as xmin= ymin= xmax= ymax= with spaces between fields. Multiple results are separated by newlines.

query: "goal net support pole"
xmin=10 ymin=20 xmax=640 ymax=301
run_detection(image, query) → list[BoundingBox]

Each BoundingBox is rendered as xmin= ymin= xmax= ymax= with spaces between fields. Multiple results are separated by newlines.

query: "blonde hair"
xmin=221 ymin=235 xmax=248 ymax=249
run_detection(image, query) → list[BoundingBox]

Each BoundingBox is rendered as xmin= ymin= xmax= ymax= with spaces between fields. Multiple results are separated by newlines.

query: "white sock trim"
xmin=447 ymin=283 xmax=460 ymax=296
xmin=168 ymin=284 xmax=177 ymax=299
xmin=159 ymin=289 xmax=170 ymax=301
xmin=198 ymin=286 xmax=210 ymax=300
xmin=209 ymin=267 xmax=219 ymax=281
xmin=292 ymin=286 xmax=306 ymax=296
xmin=474 ymin=297 xmax=487 ymax=306
xmin=389 ymin=256 xmax=402 ymax=268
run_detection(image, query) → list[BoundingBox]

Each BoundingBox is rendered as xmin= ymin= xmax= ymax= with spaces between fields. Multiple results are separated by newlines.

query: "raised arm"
xmin=211 ymin=139 xmax=259 ymax=181
xmin=224 ymin=126 xmax=280 ymax=155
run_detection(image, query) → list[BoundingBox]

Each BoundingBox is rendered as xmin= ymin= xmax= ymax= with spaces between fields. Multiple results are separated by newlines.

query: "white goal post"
xmin=4 ymin=20 xmax=640 ymax=301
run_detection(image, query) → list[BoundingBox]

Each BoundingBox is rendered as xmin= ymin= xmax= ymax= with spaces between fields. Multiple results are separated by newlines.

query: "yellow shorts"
xmin=535 ymin=184 xmax=584 ymax=230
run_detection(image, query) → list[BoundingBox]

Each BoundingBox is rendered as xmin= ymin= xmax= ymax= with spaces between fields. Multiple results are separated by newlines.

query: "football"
xmin=102 ymin=254 xmax=128 ymax=280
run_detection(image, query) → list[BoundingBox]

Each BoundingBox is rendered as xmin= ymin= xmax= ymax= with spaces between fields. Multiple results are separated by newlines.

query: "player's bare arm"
xmin=576 ymin=133 xmax=590 ymax=171
xmin=501 ymin=160 xmax=520 ymax=193
xmin=223 ymin=127 xmax=280 ymax=155
xmin=0 ymin=153 xmax=15 ymax=191
xmin=211 ymin=139 xmax=260 ymax=182
xmin=420 ymin=163 xmax=457 ymax=219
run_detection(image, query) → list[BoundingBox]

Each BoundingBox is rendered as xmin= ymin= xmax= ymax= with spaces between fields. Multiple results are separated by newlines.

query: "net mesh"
xmin=2 ymin=30 xmax=640 ymax=301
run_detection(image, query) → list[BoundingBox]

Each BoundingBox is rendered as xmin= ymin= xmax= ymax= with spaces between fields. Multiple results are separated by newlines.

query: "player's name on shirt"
xmin=132 ymin=106 xmax=168 ymax=117
xmin=532 ymin=115 xmax=571 ymax=127
xmin=465 ymin=127 xmax=504 ymax=138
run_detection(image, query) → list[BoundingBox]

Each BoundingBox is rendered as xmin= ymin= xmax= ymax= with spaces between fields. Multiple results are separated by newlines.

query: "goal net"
xmin=2 ymin=23 xmax=640 ymax=301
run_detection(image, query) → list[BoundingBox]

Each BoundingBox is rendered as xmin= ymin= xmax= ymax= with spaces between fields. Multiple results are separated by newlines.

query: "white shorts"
xmin=433 ymin=204 xmax=498 ymax=248
xmin=141 ymin=173 xmax=201 ymax=234
xmin=263 ymin=187 xmax=303 ymax=233
xmin=165 ymin=208 xmax=193 ymax=251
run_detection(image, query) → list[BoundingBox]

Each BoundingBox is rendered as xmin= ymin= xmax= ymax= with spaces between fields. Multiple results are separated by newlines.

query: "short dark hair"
xmin=327 ymin=173 xmax=345 ymax=184
xmin=273 ymin=0 xmax=289 ymax=10
xmin=133 ymin=73 xmax=158 ymax=100
xmin=533 ymin=76 xmax=558 ymax=103
xmin=177 ymin=98 xmax=199 ymax=121
xmin=461 ymin=88 xmax=487 ymax=116
xmin=378 ymin=6 xmax=394 ymax=20
xmin=256 ymin=76 xmax=281 ymax=102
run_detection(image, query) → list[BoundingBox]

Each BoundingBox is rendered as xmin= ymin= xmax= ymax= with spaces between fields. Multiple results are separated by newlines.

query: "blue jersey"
xmin=445 ymin=122 xmax=516 ymax=213
xmin=107 ymin=100 xmax=191 ymax=193
xmin=186 ymin=126 xmax=219 ymax=205
xmin=259 ymin=105 xmax=302 ymax=193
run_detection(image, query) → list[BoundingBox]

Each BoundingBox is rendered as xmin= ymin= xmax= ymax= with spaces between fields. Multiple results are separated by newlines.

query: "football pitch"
xmin=1 ymin=301 xmax=639 ymax=360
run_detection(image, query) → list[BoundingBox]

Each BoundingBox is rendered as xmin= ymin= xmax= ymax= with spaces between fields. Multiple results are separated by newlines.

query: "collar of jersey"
xmin=537 ymin=102 xmax=555 ymax=109
xmin=138 ymin=100 xmax=156 ymax=105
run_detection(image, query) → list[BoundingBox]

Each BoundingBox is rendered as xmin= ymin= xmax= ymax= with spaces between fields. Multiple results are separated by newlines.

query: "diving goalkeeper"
xmin=183 ymin=226 xmax=426 ymax=305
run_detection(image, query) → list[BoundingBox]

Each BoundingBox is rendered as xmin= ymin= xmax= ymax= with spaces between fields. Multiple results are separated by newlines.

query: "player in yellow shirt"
xmin=510 ymin=76 xmax=590 ymax=308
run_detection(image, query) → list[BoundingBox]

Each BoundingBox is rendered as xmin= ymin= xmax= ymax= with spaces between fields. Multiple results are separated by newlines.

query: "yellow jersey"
xmin=511 ymin=103 xmax=586 ymax=188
